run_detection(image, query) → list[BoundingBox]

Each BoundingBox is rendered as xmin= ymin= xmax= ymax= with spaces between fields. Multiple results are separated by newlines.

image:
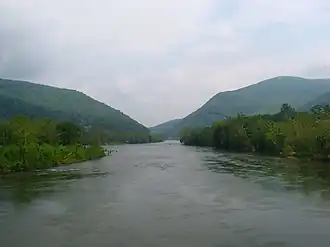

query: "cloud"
xmin=1 ymin=0 xmax=330 ymax=126
xmin=0 ymin=8 xmax=49 ymax=79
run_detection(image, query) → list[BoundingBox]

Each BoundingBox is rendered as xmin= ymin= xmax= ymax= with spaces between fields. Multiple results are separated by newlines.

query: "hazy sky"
xmin=1 ymin=1 xmax=330 ymax=126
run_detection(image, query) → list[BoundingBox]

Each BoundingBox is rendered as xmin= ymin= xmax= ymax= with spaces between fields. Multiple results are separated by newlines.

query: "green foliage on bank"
xmin=0 ymin=117 xmax=105 ymax=174
xmin=180 ymin=104 xmax=330 ymax=160
xmin=153 ymin=77 xmax=330 ymax=138
xmin=0 ymin=78 xmax=151 ymax=143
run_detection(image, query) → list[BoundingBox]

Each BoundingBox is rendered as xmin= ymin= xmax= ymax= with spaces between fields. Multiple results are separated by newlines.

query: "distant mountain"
xmin=300 ymin=92 xmax=330 ymax=111
xmin=150 ymin=119 xmax=181 ymax=138
xmin=156 ymin=76 xmax=330 ymax=137
xmin=0 ymin=78 xmax=149 ymax=138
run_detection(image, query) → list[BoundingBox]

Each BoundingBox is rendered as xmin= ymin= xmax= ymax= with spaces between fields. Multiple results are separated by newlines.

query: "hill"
xmin=150 ymin=119 xmax=181 ymax=139
xmin=300 ymin=92 xmax=330 ymax=111
xmin=156 ymin=76 xmax=330 ymax=138
xmin=0 ymin=93 xmax=74 ymax=121
xmin=0 ymin=78 xmax=149 ymax=142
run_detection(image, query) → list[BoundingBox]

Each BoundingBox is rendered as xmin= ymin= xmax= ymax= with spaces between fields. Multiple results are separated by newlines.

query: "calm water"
xmin=1 ymin=141 xmax=330 ymax=247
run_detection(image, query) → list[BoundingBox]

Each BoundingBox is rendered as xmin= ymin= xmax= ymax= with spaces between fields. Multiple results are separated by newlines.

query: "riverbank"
xmin=0 ymin=117 xmax=108 ymax=174
xmin=180 ymin=104 xmax=330 ymax=161
xmin=0 ymin=144 xmax=105 ymax=174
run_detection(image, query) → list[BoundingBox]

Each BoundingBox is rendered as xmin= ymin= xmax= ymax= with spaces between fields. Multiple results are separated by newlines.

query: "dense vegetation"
xmin=154 ymin=76 xmax=330 ymax=138
xmin=300 ymin=91 xmax=330 ymax=112
xmin=0 ymin=117 xmax=105 ymax=174
xmin=180 ymin=104 xmax=330 ymax=160
xmin=0 ymin=78 xmax=152 ymax=143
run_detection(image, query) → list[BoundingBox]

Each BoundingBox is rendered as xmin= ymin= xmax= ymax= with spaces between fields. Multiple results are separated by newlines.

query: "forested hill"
xmin=0 ymin=93 xmax=75 ymax=121
xmin=300 ymin=92 xmax=330 ymax=112
xmin=0 ymin=78 xmax=149 ymax=142
xmin=179 ymin=104 xmax=330 ymax=161
xmin=153 ymin=76 xmax=330 ymax=138
xmin=149 ymin=119 xmax=181 ymax=138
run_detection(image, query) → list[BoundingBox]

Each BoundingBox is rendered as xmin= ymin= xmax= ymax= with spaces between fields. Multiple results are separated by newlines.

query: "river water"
xmin=1 ymin=141 xmax=330 ymax=247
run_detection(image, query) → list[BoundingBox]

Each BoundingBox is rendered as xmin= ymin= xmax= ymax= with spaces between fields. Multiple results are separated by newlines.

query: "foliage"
xmin=180 ymin=127 xmax=214 ymax=147
xmin=0 ymin=78 xmax=151 ymax=143
xmin=148 ymin=133 xmax=165 ymax=143
xmin=155 ymin=76 xmax=330 ymax=138
xmin=180 ymin=104 xmax=330 ymax=160
xmin=0 ymin=117 xmax=105 ymax=174
xmin=56 ymin=121 xmax=81 ymax=145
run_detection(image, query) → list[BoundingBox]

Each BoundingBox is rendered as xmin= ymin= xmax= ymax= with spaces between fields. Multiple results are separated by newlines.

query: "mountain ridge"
xmin=150 ymin=119 xmax=182 ymax=138
xmin=152 ymin=76 xmax=330 ymax=138
xmin=0 ymin=78 xmax=149 ymax=139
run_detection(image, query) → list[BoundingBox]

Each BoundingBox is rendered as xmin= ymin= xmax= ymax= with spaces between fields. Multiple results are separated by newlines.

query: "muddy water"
xmin=1 ymin=141 xmax=330 ymax=247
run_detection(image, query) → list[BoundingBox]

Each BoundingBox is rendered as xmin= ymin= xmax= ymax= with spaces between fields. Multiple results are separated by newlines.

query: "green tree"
xmin=180 ymin=105 xmax=330 ymax=160
xmin=0 ymin=117 xmax=105 ymax=173
xmin=0 ymin=121 xmax=12 ymax=145
xmin=56 ymin=122 xmax=81 ymax=145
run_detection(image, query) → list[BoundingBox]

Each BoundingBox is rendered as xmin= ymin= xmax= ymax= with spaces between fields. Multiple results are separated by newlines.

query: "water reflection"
xmin=203 ymin=153 xmax=330 ymax=200
xmin=2 ymin=144 xmax=330 ymax=247
xmin=0 ymin=169 xmax=110 ymax=205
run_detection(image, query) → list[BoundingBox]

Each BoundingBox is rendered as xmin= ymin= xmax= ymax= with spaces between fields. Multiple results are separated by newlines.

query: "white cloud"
xmin=3 ymin=0 xmax=215 ymax=53
xmin=1 ymin=0 xmax=330 ymax=126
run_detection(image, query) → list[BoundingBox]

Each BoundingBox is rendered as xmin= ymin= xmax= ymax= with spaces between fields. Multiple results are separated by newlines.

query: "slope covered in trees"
xmin=0 ymin=94 xmax=75 ymax=121
xmin=149 ymin=119 xmax=181 ymax=138
xmin=300 ymin=92 xmax=330 ymax=112
xmin=0 ymin=117 xmax=105 ymax=173
xmin=0 ymin=78 xmax=151 ymax=143
xmin=155 ymin=76 xmax=330 ymax=138
xmin=180 ymin=104 xmax=330 ymax=160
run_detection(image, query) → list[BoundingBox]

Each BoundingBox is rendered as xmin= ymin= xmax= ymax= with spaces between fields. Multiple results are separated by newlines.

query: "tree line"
xmin=84 ymin=128 xmax=164 ymax=145
xmin=0 ymin=117 xmax=105 ymax=173
xmin=180 ymin=104 xmax=330 ymax=160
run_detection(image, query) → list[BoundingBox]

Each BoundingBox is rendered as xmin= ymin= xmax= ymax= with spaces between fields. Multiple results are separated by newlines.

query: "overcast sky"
xmin=1 ymin=1 xmax=330 ymax=126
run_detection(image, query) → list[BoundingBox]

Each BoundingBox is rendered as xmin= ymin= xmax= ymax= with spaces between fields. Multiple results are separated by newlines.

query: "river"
xmin=1 ymin=141 xmax=330 ymax=247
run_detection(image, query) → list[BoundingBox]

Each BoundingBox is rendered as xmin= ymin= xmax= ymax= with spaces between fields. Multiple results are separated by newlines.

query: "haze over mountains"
xmin=2 ymin=1 xmax=330 ymax=126
xmin=0 ymin=78 xmax=150 ymax=142
xmin=149 ymin=119 xmax=181 ymax=135
xmin=300 ymin=92 xmax=330 ymax=112
xmin=2 ymin=76 xmax=330 ymax=141
xmin=151 ymin=76 xmax=330 ymax=138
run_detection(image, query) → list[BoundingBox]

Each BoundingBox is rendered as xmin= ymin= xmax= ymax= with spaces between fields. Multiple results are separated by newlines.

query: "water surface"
xmin=1 ymin=141 xmax=330 ymax=247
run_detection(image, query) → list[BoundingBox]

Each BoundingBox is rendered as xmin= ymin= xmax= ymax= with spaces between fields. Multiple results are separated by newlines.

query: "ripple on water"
xmin=0 ymin=168 xmax=112 ymax=205
xmin=202 ymin=152 xmax=330 ymax=201
xmin=2 ymin=145 xmax=330 ymax=247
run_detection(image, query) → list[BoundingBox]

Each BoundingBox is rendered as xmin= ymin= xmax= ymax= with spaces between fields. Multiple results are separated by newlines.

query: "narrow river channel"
xmin=1 ymin=141 xmax=330 ymax=247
